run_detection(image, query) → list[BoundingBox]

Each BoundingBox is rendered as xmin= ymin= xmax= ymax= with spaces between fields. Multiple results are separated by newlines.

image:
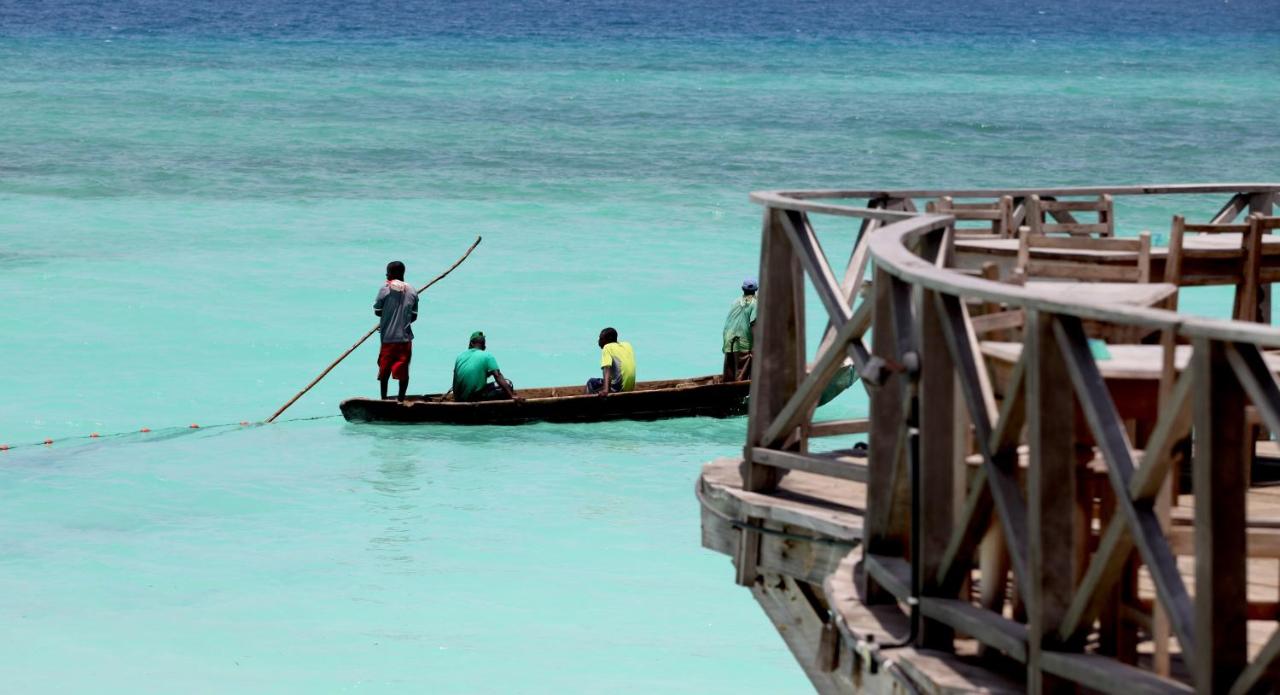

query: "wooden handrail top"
xmin=752 ymin=183 xmax=1280 ymax=206
xmin=873 ymin=213 xmax=1280 ymax=347
xmin=750 ymin=185 xmax=1280 ymax=346
xmin=751 ymin=208 xmax=1280 ymax=351
xmin=747 ymin=192 xmax=918 ymax=222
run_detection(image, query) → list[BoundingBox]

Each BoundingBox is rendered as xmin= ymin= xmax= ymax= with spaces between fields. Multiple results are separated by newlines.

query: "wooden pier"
xmin=697 ymin=184 xmax=1280 ymax=693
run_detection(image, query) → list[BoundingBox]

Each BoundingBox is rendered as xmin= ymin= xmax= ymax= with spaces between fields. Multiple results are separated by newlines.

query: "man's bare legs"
xmin=379 ymin=377 xmax=408 ymax=402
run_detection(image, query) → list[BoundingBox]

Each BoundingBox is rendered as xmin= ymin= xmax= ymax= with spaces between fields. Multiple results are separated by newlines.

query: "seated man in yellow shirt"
xmin=586 ymin=327 xmax=636 ymax=396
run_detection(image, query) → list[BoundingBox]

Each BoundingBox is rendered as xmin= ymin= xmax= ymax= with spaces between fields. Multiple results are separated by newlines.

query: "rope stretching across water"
xmin=0 ymin=414 xmax=342 ymax=453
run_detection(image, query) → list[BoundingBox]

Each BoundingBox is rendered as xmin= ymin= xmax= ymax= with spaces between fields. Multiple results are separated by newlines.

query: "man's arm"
xmin=492 ymin=369 xmax=522 ymax=402
xmin=598 ymin=365 xmax=612 ymax=397
xmin=410 ymin=292 xmax=419 ymax=323
xmin=374 ymin=286 xmax=387 ymax=317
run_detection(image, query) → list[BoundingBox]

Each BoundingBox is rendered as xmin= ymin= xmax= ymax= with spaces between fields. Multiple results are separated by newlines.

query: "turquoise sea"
xmin=2 ymin=1 xmax=1278 ymax=691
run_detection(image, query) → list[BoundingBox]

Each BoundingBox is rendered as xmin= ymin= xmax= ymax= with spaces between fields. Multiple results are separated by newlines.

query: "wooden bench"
xmin=1025 ymin=193 xmax=1115 ymax=237
xmin=928 ymin=195 xmax=1019 ymax=239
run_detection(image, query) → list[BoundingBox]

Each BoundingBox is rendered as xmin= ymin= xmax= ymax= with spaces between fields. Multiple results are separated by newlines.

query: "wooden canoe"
xmin=339 ymin=375 xmax=750 ymax=425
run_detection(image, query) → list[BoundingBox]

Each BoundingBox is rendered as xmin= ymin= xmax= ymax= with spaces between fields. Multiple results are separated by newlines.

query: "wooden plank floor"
xmin=1138 ymin=484 xmax=1280 ymax=662
xmin=699 ymin=458 xmax=1280 ymax=677
xmin=699 ymin=456 xmax=866 ymax=541
xmin=699 ymin=459 xmax=1026 ymax=693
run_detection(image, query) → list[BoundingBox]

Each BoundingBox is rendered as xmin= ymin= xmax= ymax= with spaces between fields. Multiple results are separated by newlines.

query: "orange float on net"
xmin=0 ymin=444 xmax=9 ymax=451
xmin=140 ymin=427 xmax=151 ymax=433
xmin=90 ymin=432 xmax=100 ymax=438
xmin=43 ymin=438 xmax=53 ymax=445
xmin=239 ymin=421 xmax=250 ymax=426
xmin=189 ymin=423 xmax=199 ymax=429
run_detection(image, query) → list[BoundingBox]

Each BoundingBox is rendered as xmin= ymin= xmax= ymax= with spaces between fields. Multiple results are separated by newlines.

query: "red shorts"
xmin=377 ymin=341 xmax=412 ymax=381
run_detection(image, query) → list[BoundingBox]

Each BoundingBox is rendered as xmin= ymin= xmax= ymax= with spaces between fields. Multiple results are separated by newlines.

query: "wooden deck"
xmin=699 ymin=184 xmax=1280 ymax=693
xmin=701 ymin=459 xmax=1280 ymax=691
xmin=700 ymin=457 xmax=1027 ymax=694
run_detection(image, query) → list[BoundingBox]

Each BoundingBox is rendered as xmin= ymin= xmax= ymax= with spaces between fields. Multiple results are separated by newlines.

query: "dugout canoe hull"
xmin=339 ymin=375 xmax=750 ymax=425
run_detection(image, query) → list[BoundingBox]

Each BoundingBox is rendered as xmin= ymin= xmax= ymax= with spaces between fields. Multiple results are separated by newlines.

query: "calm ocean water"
xmin=1 ymin=1 xmax=1278 ymax=691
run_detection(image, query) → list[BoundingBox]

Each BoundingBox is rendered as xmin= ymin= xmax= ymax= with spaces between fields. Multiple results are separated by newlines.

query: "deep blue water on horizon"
xmin=1 ymin=1 xmax=1278 ymax=692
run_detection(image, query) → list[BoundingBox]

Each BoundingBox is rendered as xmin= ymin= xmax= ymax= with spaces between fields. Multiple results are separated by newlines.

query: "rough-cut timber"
xmin=699 ymin=184 xmax=1280 ymax=694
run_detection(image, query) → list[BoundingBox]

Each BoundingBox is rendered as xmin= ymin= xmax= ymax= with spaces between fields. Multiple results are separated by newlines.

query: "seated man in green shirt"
xmin=722 ymin=278 xmax=758 ymax=382
xmin=586 ymin=327 xmax=636 ymax=396
xmin=452 ymin=331 xmax=521 ymax=402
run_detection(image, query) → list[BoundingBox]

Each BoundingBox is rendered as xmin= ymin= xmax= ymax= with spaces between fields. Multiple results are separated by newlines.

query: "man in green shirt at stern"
xmin=452 ymin=331 xmax=521 ymax=402
xmin=722 ymin=278 xmax=758 ymax=382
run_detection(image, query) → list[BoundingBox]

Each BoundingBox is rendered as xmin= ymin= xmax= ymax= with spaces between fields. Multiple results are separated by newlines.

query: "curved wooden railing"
xmin=741 ymin=184 xmax=1280 ymax=694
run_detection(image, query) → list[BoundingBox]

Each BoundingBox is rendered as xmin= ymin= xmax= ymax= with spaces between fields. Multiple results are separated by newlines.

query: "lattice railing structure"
xmin=740 ymin=184 xmax=1280 ymax=693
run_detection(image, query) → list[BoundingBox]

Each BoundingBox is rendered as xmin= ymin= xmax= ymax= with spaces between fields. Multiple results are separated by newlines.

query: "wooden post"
xmin=738 ymin=208 xmax=805 ymax=588
xmin=1249 ymin=193 xmax=1275 ymax=324
xmin=744 ymin=208 xmax=805 ymax=493
xmin=919 ymin=288 xmax=957 ymax=648
xmin=1025 ymin=310 xmax=1081 ymax=693
xmin=863 ymin=264 xmax=909 ymax=602
xmin=1249 ymin=192 xmax=1276 ymax=217
xmin=1192 ymin=338 xmax=1249 ymax=693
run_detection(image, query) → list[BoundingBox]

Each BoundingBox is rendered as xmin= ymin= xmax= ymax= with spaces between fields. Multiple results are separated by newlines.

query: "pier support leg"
xmin=863 ymin=266 xmax=910 ymax=604
xmin=743 ymin=208 xmax=805 ymax=494
xmin=1250 ymin=193 xmax=1275 ymax=325
xmin=920 ymin=288 xmax=958 ymax=648
xmin=1192 ymin=339 xmax=1248 ymax=693
xmin=1026 ymin=311 xmax=1082 ymax=693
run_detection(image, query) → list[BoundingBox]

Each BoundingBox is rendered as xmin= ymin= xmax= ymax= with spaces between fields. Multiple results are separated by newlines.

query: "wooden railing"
xmin=741 ymin=184 xmax=1280 ymax=693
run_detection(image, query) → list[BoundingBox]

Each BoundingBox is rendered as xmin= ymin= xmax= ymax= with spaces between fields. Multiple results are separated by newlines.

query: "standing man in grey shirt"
xmin=374 ymin=261 xmax=419 ymax=402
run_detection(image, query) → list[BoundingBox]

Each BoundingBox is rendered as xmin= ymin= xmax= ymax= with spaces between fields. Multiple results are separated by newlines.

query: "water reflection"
xmin=338 ymin=414 xmax=754 ymax=448
xmin=363 ymin=436 xmax=426 ymax=571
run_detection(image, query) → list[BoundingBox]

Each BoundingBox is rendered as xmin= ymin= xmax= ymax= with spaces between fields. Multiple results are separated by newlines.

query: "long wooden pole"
xmin=264 ymin=235 xmax=483 ymax=423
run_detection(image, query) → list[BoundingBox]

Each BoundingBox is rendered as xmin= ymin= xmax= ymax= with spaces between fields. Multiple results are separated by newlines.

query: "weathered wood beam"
xmin=864 ymin=266 xmax=910 ymax=594
xmin=737 ymin=209 xmax=803 ymax=591
xmin=744 ymin=207 xmax=805 ymax=498
xmin=919 ymin=287 xmax=958 ymax=647
xmin=1058 ymin=516 xmax=1133 ymax=645
xmin=748 ymin=447 xmax=868 ymax=482
xmin=1224 ymin=341 xmax=1280 ymax=435
xmin=1249 ymin=192 xmax=1275 ymax=217
xmin=990 ymin=351 xmax=1028 ymax=452
xmin=1057 ymin=370 xmax=1193 ymax=644
xmin=1192 ymin=338 xmax=1249 ymax=692
xmin=1052 ymin=316 xmax=1197 ymax=661
xmin=735 ymin=514 xmax=763 ymax=587
xmin=760 ymin=298 xmax=872 ymax=447
xmin=842 ymin=213 xmax=880 ymax=298
xmin=820 ymin=197 xmax=915 ymax=356
xmin=868 ymin=272 xmax=919 ymax=561
xmin=935 ymin=333 xmax=1025 ymax=593
xmin=921 ymin=597 xmax=1030 ymax=662
xmin=936 ymin=466 xmax=992 ymax=591
xmin=971 ymin=309 xmax=1026 ymax=335
xmin=807 ymin=418 xmax=870 ymax=438
xmin=1128 ymin=368 xmax=1193 ymax=501
xmin=758 ymin=184 xmax=1280 ymax=203
xmin=751 ymin=574 xmax=853 ymax=694
xmin=864 ymin=553 xmax=911 ymax=601
xmin=1039 ymin=651 xmax=1194 ymax=694
xmin=1210 ymin=193 xmax=1251 ymax=224
xmin=779 ymin=209 xmax=852 ymax=325
xmin=1026 ymin=311 xmax=1083 ymax=693
xmin=753 ymin=195 xmax=918 ymax=221
xmin=1227 ymin=627 xmax=1280 ymax=695
xmin=934 ymin=292 xmax=1029 ymax=591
